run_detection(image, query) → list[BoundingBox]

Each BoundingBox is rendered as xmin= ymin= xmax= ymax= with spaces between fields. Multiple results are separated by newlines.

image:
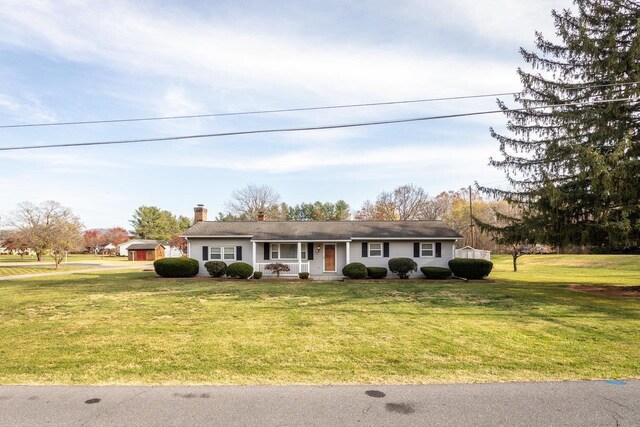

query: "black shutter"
xmin=307 ymin=242 xmax=314 ymax=260
xmin=413 ymin=242 xmax=420 ymax=258
xmin=202 ymin=246 xmax=209 ymax=261
xmin=236 ymin=246 xmax=242 ymax=261
xmin=264 ymin=242 xmax=270 ymax=260
xmin=362 ymin=242 xmax=368 ymax=257
xmin=383 ymin=242 xmax=390 ymax=257
xmin=435 ymin=242 xmax=442 ymax=258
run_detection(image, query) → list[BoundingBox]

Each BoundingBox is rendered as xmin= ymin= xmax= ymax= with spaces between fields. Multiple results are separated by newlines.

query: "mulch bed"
xmin=569 ymin=284 xmax=640 ymax=297
xmin=343 ymin=278 xmax=496 ymax=283
xmin=154 ymin=276 xmax=314 ymax=281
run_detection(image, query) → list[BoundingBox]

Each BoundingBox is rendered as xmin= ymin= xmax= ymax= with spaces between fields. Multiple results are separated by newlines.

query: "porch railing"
xmin=255 ymin=262 xmax=310 ymax=277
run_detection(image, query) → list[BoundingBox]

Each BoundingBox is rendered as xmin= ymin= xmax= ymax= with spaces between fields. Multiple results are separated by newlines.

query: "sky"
xmin=0 ymin=0 xmax=572 ymax=229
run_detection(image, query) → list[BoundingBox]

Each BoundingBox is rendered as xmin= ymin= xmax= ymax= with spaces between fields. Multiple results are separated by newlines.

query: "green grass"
xmin=0 ymin=254 xmax=638 ymax=385
xmin=0 ymin=266 xmax=77 ymax=277
xmin=491 ymin=254 xmax=640 ymax=286
xmin=0 ymin=254 xmax=130 ymax=263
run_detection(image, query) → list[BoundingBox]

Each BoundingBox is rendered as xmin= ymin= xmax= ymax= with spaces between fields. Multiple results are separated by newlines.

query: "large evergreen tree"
xmin=480 ymin=0 xmax=640 ymax=251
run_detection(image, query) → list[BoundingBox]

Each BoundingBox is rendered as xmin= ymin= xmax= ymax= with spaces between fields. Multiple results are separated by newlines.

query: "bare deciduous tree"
xmin=356 ymin=184 xmax=429 ymax=221
xmin=50 ymin=218 xmax=83 ymax=268
xmin=10 ymin=201 xmax=83 ymax=266
xmin=224 ymin=184 xmax=281 ymax=220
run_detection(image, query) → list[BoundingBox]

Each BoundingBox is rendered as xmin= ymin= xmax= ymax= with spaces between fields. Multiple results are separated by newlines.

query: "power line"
xmin=0 ymin=81 xmax=638 ymax=129
xmin=0 ymin=96 xmax=636 ymax=152
xmin=0 ymin=91 xmax=520 ymax=129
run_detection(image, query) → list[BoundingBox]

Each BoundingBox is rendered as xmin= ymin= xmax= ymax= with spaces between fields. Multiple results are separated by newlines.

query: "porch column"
xmin=297 ymin=241 xmax=302 ymax=273
xmin=345 ymin=241 xmax=350 ymax=265
xmin=252 ymin=241 xmax=257 ymax=271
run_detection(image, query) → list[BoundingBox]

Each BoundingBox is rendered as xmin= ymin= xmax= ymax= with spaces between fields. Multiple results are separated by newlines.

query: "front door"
xmin=324 ymin=244 xmax=336 ymax=272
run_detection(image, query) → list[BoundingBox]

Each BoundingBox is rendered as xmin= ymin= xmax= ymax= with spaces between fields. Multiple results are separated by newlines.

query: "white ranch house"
xmin=182 ymin=206 xmax=462 ymax=279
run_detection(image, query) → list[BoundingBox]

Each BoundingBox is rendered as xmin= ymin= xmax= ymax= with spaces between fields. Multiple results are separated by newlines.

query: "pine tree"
xmin=479 ymin=0 xmax=640 ymax=251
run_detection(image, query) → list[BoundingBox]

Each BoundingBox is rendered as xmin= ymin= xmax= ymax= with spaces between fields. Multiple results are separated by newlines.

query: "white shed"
xmin=455 ymin=246 xmax=491 ymax=261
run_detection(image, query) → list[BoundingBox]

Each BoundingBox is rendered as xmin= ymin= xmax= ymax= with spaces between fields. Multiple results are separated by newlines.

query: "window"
xmin=223 ymin=247 xmax=235 ymax=260
xmin=421 ymin=243 xmax=434 ymax=257
xmin=211 ymin=246 xmax=235 ymax=261
xmin=271 ymin=243 xmax=307 ymax=260
xmin=369 ymin=242 xmax=383 ymax=257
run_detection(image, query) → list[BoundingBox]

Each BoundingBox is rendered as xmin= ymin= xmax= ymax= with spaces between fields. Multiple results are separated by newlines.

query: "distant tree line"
xmin=215 ymin=184 xmax=510 ymax=251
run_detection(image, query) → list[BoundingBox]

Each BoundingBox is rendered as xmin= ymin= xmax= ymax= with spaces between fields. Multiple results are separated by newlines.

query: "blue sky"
xmin=0 ymin=0 xmax=570 ymax=229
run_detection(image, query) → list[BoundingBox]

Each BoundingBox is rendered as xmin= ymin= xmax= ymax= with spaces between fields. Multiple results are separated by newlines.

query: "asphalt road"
xmin=0 ymin=381 xmax=638 ymax=426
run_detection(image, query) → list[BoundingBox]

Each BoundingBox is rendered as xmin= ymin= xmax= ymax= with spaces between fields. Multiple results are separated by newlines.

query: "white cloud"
xmin=0 ymin=0 xmax=521 ymax=104
xmin=140 ymin=141 xmax=499 ymax=175
xmin=0 ymin=92 xmax=58 ymax=123
xmin=400 ymin=0 xmax=567 ymax=47
xmin=158 ymin=86 xmax=202 ymax=116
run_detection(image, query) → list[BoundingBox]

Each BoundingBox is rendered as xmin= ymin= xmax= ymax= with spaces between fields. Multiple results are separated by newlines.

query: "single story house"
xmin=127 ymin=243 xmax=165 ymax=261
xmin=182 ymin=207 xmax=462 ymax=278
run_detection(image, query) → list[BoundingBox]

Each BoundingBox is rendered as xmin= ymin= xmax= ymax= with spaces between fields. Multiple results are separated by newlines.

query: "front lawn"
xmin=0 ymin=265 xmax=77 ymax=277
xmin=0 ymin=255 xmax=638 ymax=384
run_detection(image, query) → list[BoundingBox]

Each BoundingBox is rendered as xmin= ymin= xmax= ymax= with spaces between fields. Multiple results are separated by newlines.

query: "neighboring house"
xmin=127 ymin=243 xmax=165 ymax=261
xmin=182 ymin=205 xmax=462 ymax=278
xmin=454 ymin=246 xmax=491 ymax=261
xmin=96 ymin=243 xmax=117 ymax=255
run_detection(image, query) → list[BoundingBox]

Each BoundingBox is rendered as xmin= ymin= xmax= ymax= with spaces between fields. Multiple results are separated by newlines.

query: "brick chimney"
xmin=257 ymin=211 xmax=266 ymax=221
xmin=194 ymin=204 xmax=208 ymax=223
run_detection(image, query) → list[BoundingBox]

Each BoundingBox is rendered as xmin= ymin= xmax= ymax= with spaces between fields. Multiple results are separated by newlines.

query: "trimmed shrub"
xmin=204 ymin=261 xmax=227 ymax=277
xmin=253 ymin=271 xmax=263 ymax=279
xmin=366 ymin=267 xmax=388 ymax=279
xmin=299 ymin=272 xmax=310 ymax=280
xmin=420 ymin=266 xmax=452 ymax=280
xmin=388 ymin=257 xmax=418 ymax=279
xmin=226 ymin=262 xmax=254 ymax=279
xmin=448 ymin=258 xmax=493 ymax=280
xmin=153 ymin=257 xmax=199 ymax=278
xmin=342 ymin=262 xmax=367 ymax=279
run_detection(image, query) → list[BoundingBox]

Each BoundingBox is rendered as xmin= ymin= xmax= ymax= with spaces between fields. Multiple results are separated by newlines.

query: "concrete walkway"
xmin=0 ymin=381 xmax=638 ymax=426
xmin=0 ymin=264 xmax=152 ymax=280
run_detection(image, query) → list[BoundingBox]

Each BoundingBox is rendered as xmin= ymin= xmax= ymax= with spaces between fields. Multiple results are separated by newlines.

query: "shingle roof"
xmin=127 ymin=243 xmax=165 ymax=250
xmin=182 ymin=221 xmax=462 ymax=240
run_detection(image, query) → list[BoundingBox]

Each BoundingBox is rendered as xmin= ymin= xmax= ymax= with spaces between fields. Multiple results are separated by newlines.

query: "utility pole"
xmin=469 ymin=185 xmax=475 ymax=248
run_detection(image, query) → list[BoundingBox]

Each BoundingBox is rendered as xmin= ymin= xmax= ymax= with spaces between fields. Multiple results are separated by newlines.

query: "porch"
xmin=254 ymin=261 xmax=310 ymax=277
xmin=251 ymin=241 xmax=350 ymax=277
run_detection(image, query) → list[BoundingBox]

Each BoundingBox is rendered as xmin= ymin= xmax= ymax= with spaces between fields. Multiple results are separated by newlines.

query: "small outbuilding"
xmin=127 ymin=243 xmax=165 ymax=261
xmin=454 ymin=246 xmax=491 ymax=261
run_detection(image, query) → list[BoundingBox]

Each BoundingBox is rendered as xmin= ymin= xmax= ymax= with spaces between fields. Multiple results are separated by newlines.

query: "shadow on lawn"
xmin=6 ymin=271 xmax=639 ymax=322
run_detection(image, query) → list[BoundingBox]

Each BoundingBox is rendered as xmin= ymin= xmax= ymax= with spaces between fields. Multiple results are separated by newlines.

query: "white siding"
xmin=349 ymin=240 xmax=455 ymax=278
xmin=189 ymin=238 xmax=254 ymax=276
xmin=188 ymin=238 xmax=457 ymax=278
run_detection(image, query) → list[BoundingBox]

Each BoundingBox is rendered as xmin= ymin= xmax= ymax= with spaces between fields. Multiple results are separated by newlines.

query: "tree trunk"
xmin=36 ymin=252 xmax=44 ymax=262
xmin=512 ymin=253 xmax=518 ymax=272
